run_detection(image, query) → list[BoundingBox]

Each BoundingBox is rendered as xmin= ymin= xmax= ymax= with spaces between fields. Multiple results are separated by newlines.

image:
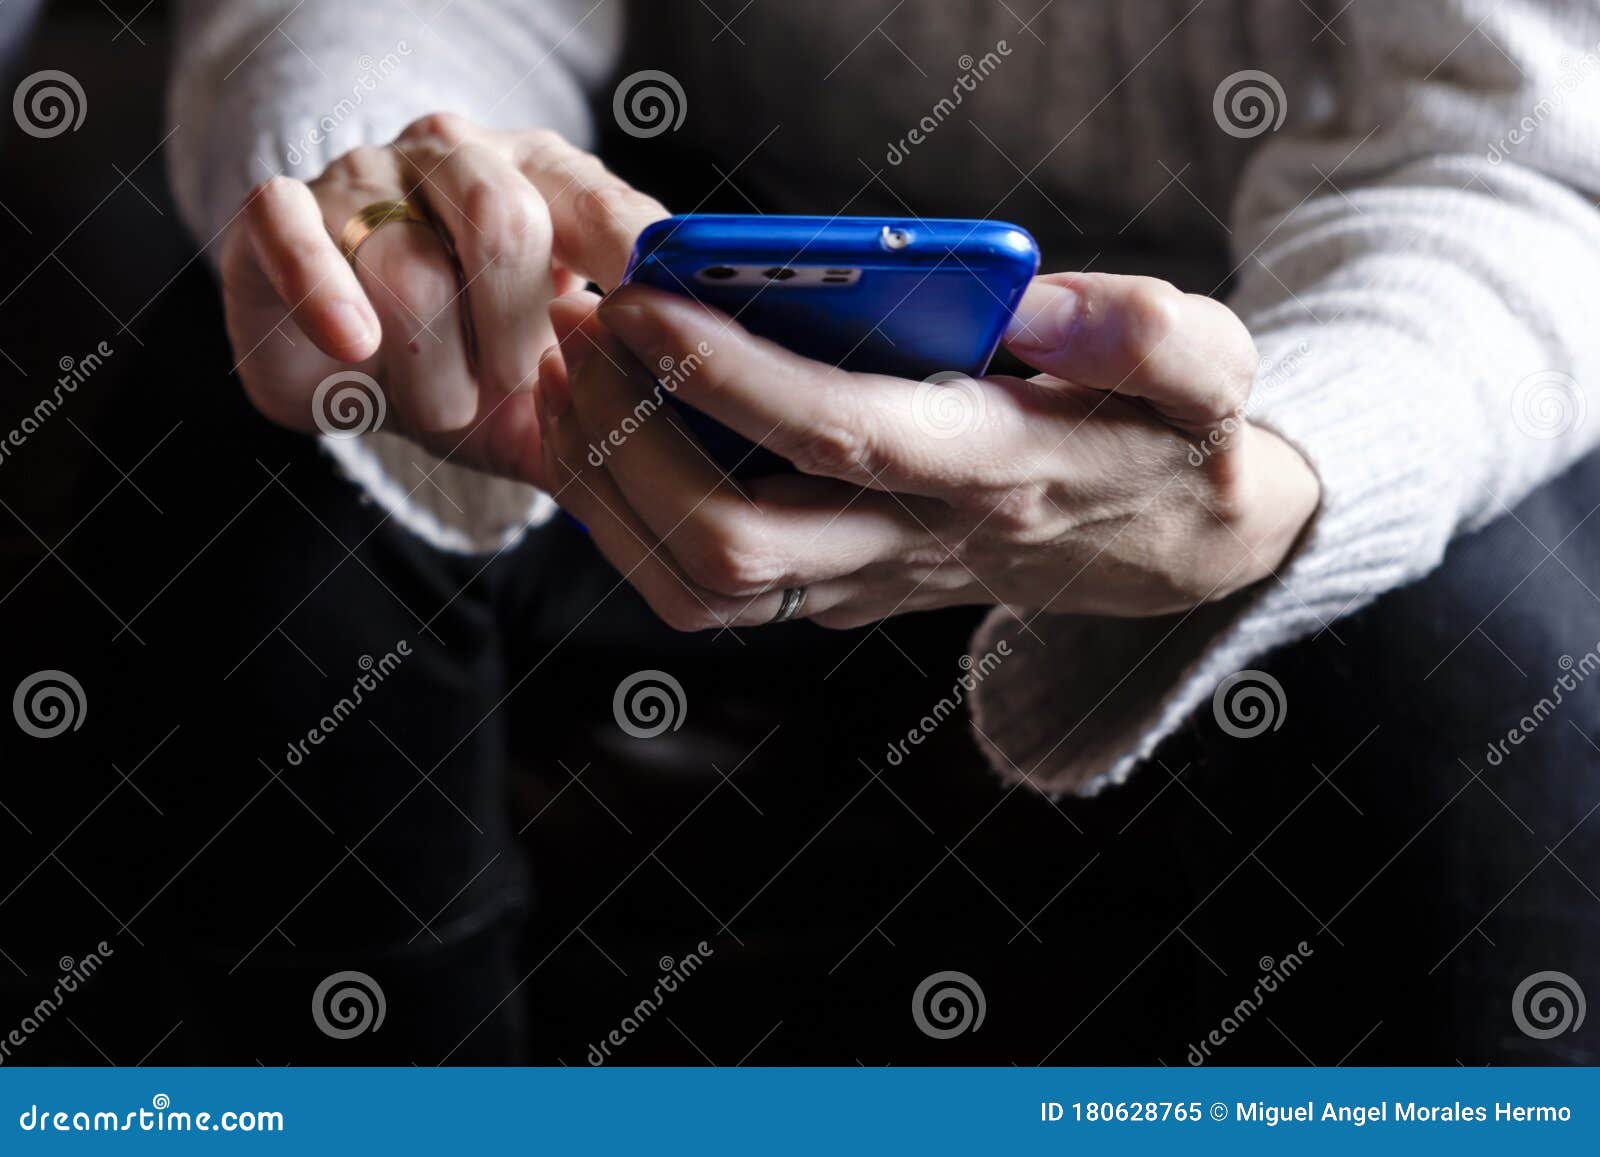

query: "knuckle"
xmin=278 ymin=230 xmax=331 ymax=272
xmin=400 ymin=111 xmax=469 ymax=146
xmin=521 ymin=127 xmax=570 ymax=154
xmin=787 ymin=422 xmax=874 ymax=480
xmin=244 ymin=176 xmax=304 ymax=232
xmin=576 ymin=183 xmax=659 ymax=238
xmin=979 ymin=484 xmax=1058 ymax=540
xmin=1118 ymin=280 xmax=1183 ymax=366
xmin=459 ymin=180 xmax=550 ymax=265
xmin=676 ymin=516 xmax=782 ymax=595
xmin=247 ymin=174 xmax=298 ymax=211
xmin=328 ymin=145 xmax=391 ymax=183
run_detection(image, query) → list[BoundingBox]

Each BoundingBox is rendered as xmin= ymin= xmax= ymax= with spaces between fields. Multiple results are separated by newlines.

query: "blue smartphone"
xmin=619 ymin=214 xmax=1039 ymax=474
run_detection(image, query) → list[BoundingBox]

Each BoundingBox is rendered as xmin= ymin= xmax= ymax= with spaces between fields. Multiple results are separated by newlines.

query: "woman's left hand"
xmin=534 ymin=272 xmax=1320 ymax=631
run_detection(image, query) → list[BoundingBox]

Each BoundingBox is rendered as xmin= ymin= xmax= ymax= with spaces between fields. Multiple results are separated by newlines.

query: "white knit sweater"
xmin=168 ymin=0 xmax=1600 ymax=795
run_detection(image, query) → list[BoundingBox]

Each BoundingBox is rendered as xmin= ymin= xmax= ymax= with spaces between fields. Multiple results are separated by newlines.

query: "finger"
xmin=537 ymin=360 xmax=862 ymax=629
xmin=1002 ymin=272 xmax=1257 ymax=432
xmin=242 ymin=176 xmax=381 ymax=363
xmin=515 ymin=129 xmax=669 ymax=290
xmin=556 ymin=296 xmax=927 ymax=595
xmin=397 ymin=138 xmax=558 ymax=395
xmin=597 ymin=285 xmax=1013 ymax=496
xmin=352 ymin=217 xmax=478 ymax=433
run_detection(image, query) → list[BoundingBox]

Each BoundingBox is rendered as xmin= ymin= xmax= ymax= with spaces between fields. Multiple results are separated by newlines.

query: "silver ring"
xmin=769 ymin=586 xmax=807 ymax=625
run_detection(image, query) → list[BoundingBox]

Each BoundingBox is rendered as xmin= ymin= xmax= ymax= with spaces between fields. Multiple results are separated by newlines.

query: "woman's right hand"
xmin=218 ymin=113 xmax=668 ymax=489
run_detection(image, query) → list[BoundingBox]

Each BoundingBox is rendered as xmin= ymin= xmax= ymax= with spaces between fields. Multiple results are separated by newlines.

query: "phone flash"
xmin=880 ymin=226 xmax=912 ymax=250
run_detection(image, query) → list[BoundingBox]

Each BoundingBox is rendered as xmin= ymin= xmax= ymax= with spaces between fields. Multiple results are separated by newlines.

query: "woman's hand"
xmin=535 ymin=273 xmax=1320 ymax=629
xmin=219 ymin=114 xmax=667 ymax=488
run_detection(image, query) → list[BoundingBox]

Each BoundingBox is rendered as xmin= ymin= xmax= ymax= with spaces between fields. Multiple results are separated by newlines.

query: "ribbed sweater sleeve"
xmin=969 ymin=0 xmax=1600 ymax=794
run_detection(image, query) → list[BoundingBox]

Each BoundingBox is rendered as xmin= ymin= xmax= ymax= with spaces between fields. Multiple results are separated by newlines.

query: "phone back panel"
xmin=623 ymin=215 xmax=1038 ymax=378
xmin=620 ymin=214 xmax=1039 ymax=473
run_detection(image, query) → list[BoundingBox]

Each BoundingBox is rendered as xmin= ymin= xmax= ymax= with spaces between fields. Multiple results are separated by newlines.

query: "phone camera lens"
xmin=762 ymin=266 xmax=797 ymax=281
xmin=880 ymin=226 xmax=912 ymax=251
xmin=702 ymin=265 xmax=738 ymax=280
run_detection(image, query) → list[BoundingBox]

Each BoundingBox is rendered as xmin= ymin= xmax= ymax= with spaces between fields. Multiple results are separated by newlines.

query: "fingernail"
xmin=329 ymin=300 xmax=377 ymax=352
xmin=599 ymin=302 xmax=665 ymax=362
xmin=1005 ymin=283 xmax=1080 ymax=352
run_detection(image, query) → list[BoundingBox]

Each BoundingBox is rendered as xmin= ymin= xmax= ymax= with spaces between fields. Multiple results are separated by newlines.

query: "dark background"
xmin=1 ymin=1 xmax=1595 ymax=1068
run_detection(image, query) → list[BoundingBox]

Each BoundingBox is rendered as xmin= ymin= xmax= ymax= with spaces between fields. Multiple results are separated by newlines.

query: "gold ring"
xmin=340 ymin=199 xmax=430 ymax=266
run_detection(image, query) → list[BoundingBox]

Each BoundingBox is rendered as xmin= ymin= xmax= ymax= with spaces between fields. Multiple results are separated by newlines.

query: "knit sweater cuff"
xmin=321 ymin=431 xmax=555 ymax=555
xmin=966 ymin=327 xmax=1477 ymax=796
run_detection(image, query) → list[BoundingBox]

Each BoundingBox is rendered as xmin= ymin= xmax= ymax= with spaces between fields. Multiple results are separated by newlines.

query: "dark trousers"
xmin=2 ymin=271 xmax=1596 ymax=1066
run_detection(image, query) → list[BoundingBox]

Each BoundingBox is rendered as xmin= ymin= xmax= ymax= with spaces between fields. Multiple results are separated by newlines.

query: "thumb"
xmin=1002 ymin=273 xmax=1257 ymax=434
